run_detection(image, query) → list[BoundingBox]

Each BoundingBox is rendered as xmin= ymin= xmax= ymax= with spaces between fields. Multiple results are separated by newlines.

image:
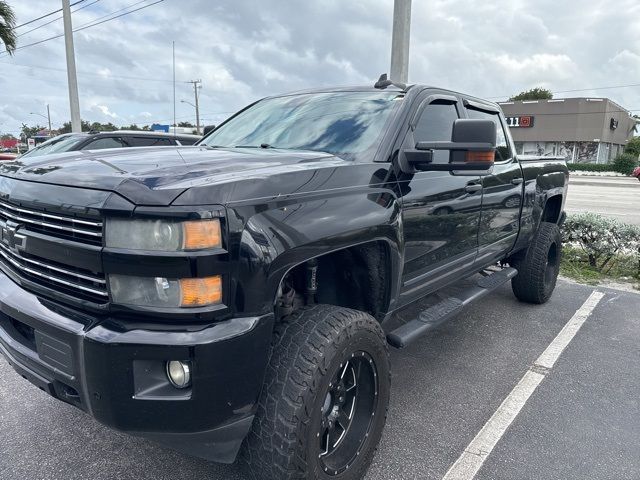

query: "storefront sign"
xmin=506 ymin=116 xmax=534 ymax=128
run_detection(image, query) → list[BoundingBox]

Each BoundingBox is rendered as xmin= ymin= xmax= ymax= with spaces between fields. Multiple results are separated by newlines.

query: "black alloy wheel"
xmin=318 ymin=351 xmax=379 ymax=476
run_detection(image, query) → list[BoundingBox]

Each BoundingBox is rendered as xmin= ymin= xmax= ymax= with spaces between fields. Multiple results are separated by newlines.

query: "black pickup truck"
xmin=0 ymin=77 xmax=568 ymax=480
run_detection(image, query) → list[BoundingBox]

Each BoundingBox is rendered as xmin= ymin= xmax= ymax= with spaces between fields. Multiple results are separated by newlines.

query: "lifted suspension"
xmin=305 ymin=258 xmax=318 ymax=305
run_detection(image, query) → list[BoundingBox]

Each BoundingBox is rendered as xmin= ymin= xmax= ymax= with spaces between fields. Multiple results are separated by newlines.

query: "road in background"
xmin=2 ymin=280 xmax=639 ymax=480
xmin=566 ymin=175 xmax=639 ymax=225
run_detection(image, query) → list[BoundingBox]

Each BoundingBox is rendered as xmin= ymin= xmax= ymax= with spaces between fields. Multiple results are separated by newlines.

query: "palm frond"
xmin=0 ymin=0 xmax=17 ymax=55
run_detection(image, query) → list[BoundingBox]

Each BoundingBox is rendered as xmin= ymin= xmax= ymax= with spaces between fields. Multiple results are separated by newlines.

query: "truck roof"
xmin=266 ymin=83 xmax=501 ymax=111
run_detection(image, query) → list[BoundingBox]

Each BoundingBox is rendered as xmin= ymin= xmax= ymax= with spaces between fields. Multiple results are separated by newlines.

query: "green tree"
xmin=88 ymin=121 xmax=117 ymax=132
xmin=624 ymin=136 xmax=640 ymax=157
xmin=509 ymin=87 xmax=553 ymax=101
xmin=21 ymin=123 xmax=46 ymax=138
xmin=0 ymin=1 xmax=16 ymax=56
xmin=58 ymin=120 xmax=115 ymax=133
xmin=178 ymin=121 xmax=195 ymax=128
xmin=59 ymin=121 xmax=90 ymax=133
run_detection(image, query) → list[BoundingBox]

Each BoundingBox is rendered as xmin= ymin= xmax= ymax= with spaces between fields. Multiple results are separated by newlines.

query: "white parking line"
xmin=442 ymin=290 xmax=605 ymax=480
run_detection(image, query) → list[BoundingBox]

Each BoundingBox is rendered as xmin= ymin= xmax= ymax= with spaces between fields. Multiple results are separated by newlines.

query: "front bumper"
xmin=0 ymin=270 xmax=273 ymax=463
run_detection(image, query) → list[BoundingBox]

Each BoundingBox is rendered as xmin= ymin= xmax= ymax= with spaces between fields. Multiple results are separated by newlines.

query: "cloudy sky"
xmin=1 ymin=0 xmax=639 ymax=136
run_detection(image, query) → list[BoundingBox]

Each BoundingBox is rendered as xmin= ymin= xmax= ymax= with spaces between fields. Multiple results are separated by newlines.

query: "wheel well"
xmin=541 ymin=195 xmax=562 ymax=224
xmin=275 ymin=242 xmax=391 ymax=322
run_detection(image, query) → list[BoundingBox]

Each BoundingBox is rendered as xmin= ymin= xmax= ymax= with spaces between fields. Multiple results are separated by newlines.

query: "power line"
xmin=72 ymin=0 xmax=152 ymax=30
xmin=131 ymin=111 xmax=235 ymax=125
xmin=17 ymin=0 xmax=101 ymax=39
xmin=1 ymin=0 xmax=164 ymax=56
xmin=498 ymin=109 xmax=640 ymax=116
xmin=13 ymin=0 xmax=86 ymax=29
xmin=487 ymin=82 xmax=640 ymax=100
xmin=0 ymin=61 xmax=182 ymax=84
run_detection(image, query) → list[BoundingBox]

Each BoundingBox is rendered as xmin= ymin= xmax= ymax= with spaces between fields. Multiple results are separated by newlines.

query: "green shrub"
xmin=563 ymin=213 xmax=640 ymax=276
xmin=612 ymin=153 xmax=639 ymax=175
xmin=624 ymin=136 xmax=640 ymax=157
xmin=567 ymin=163 xmax=613 ymax=172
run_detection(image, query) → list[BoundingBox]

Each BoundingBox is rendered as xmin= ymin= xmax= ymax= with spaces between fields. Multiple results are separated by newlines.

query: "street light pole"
xmin=390 ymin=0 xmax=412 ymax=83
xmin=29 ymin=108 xmax=52 ymax=136
xmin=46 ymin=104 xmax=52 ymax=135
xmin=62 ymin=0 xmax=81 ymax=132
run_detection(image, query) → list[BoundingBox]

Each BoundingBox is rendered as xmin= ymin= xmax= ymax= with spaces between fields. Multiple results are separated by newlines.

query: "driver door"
xmin=397 ymin=94 xmax=482 ymax=302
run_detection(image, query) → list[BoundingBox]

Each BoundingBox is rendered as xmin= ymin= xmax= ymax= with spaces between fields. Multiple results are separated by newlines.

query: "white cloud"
xmin=1 ymin=0 xmax=639 ymax=136
xmin=91 ymin=104 xmax=118 ymax=119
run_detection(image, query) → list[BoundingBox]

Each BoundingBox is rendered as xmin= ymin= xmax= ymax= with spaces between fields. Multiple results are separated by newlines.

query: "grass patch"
xmin=561 ymin=246 xmax=640 ymax=288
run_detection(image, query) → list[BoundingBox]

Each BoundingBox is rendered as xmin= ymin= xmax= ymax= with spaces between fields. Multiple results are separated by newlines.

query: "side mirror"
xmin=202 ymin=125 xmax=216 ymax=136
xmin=404 ymin=119 xmax=496 ymax=172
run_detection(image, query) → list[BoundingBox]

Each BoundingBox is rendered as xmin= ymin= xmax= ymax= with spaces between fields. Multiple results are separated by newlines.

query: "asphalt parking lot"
xmin=1 ymin=278 xmax=639 ymax=480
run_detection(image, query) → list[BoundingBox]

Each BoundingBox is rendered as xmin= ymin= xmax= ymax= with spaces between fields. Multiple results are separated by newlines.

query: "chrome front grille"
xmin=0 ymin=197 xmax=107 ymax=304
xmin=0 ymin=240 xmax=108 ymax=303
xmin=0 ymin=198 xmax=103 ymax=245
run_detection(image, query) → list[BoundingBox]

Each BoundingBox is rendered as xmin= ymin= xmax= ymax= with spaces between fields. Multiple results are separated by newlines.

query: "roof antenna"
xmin=374 ymin=73 xmax=406 ymax=90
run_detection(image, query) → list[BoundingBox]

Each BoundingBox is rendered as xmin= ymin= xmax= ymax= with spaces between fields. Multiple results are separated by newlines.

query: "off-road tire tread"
xmin=241 ymin=305 xmax=390 ymax=480
xmin=510 ymin=221 xmax=561 ymax=304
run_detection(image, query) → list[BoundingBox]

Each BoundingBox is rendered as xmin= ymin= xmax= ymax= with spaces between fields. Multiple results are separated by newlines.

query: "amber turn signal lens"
xmin=465 ymin=151 xmax=495 ymax=163
xmin=182 ymin=220 xmax=222 ymax=250
xmin=179 ymin=276 xmax=222 ymax=307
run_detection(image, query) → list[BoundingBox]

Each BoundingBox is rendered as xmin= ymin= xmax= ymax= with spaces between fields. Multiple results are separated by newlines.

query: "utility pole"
xmin=62 ymin=0 xmax=81 ymax=132
xmin=187 ymin=79 xmax=202 ymax=134
xmin=390 ymin=0 xmax=412 ymax=84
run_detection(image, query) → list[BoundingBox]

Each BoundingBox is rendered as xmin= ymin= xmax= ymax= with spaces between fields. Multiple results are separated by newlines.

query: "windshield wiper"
xmin=235 ymin=143 xmax=273 ymax=149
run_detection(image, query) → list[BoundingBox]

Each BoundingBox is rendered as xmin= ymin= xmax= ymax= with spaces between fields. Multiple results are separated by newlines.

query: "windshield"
xmin=20 ymin=135 xmax=85 ymax=158
xmin=200 ymin=91 xmax=404 ymax=161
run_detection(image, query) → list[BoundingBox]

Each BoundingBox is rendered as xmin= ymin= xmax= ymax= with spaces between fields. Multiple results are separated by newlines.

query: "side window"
xmin=127 ymin=137 xmax=174 ymax=147
xmin=82 ymin=137 xmax=125 ymax=150
xmin=413 ymin=102 xmax=459 ymax=163
xmin=465 ymin=108 xmax=512 ymax=162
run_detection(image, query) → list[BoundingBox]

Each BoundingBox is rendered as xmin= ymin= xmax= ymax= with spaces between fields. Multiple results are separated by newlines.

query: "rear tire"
xmin=241 ymin=305 xmax=391 ymax=480
xmin=510 ymin=221 xmax=562 ymax=304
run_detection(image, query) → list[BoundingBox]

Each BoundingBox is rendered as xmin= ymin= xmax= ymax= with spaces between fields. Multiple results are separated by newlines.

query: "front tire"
xmin=510 ymin=221 xmax=562 ymax=304
xmin=242 ymin=305 xmax=391 ymax=480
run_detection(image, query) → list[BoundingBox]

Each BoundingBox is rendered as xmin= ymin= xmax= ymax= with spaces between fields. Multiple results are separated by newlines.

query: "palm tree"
xmin=0 ymin=1 xmax=16 ymax=56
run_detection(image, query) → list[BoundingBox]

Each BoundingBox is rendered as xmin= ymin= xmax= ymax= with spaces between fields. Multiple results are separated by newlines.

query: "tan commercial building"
xmin=498 ymin=98 xmax=637 ymax=163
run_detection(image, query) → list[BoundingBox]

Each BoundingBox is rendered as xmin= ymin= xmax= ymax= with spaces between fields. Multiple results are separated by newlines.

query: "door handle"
xmin=511 ymin=177 xmax=524 ymax=185
xmin=464 ymin=183 xmax=482 ymax=193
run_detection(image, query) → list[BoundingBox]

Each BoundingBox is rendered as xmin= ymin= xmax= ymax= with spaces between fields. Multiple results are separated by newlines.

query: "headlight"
xmin=109 ymin=274 xmax=222 ymax=308
xmin=105 ymin=218 xmax=222 ymax=251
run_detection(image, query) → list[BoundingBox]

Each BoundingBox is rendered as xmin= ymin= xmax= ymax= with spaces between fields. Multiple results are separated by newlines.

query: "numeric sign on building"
xmin=505 ymin=116 xmax=534 ymax=128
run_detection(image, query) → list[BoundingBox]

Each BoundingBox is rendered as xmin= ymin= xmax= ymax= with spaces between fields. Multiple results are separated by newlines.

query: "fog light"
xmin=166 ymin=361 xmax=191 ymax=389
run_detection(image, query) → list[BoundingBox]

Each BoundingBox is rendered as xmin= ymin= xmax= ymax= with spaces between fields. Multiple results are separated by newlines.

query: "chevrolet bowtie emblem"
xmin=0 ymin=221 xmax=25 ymax=253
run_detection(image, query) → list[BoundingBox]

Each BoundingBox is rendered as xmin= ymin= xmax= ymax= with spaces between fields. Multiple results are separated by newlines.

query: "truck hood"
xmin=0 ymin=146 xmax=346 ymax=206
